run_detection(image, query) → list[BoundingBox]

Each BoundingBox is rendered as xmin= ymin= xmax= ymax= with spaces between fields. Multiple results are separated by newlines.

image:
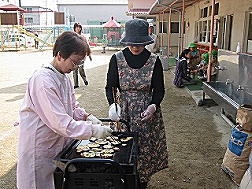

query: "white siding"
xmin=58 ymin=4 xmax=130 ymax=24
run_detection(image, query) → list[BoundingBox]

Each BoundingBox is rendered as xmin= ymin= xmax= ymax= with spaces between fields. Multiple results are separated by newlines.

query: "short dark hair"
xmin=53 ymin=31 xmax=90 ymax=59
xmin=73 ymin=22 xmax=82 ymax=33
xmin=179 ymin=49 xmax=191 ymax=59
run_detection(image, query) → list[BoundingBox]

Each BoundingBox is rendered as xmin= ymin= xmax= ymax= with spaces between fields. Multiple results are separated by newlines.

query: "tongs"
xmin=113 ymin=87 xmax=122 ymax=132
xmin=110 ymin=135 xmax=121 ymax=143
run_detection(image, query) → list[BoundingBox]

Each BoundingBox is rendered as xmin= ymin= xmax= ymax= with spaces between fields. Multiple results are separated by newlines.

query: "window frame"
xmin=196 ymin=3 xmax=220 ymax=45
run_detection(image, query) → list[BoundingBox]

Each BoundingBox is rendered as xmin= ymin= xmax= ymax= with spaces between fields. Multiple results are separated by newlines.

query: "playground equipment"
xmin=0 ymin=23 xmax=124 ymax=51
xmin=103 ymin=17 xmax=122 ymax=47
xmin=14 ymin=25 xmax=53 ymax=47
xmin=0 ymin=25 xmax=71 ymax=51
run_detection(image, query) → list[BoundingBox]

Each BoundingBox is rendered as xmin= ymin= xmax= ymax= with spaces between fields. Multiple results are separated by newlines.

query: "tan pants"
xmin=240 ymin=168 xmax=252 ymax=189
xmin=73 ymin=65 xmax=87 ymax=87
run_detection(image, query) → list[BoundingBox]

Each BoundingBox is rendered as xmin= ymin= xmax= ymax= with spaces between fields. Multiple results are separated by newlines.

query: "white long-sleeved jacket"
xmin=17 ymin=64 xmax=93 ymax=189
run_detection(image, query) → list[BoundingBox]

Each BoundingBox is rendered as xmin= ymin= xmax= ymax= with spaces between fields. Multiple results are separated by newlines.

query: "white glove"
xmin=86 ymin=114 xmax=102 ymax=124
xmin=141 ymin=104 xmax=156 ymax=121
xmin=109 ymin=103 xmax=121 ymax=121
xmin=91 ymin=124 xmax=113 ymax=139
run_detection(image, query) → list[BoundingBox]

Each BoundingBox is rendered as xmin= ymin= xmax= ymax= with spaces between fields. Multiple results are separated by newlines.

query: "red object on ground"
xmin=89 ymin=42 xmax=97 ymax=47
xmin=0 ymin=4 xmax=25 ymax=11
xmin=196 ymin=43 xmax=218 ymax=54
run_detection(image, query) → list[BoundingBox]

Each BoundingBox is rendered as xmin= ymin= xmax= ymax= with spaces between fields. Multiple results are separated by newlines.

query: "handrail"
xmin=13 ymin=25 xmax=53 ymax=47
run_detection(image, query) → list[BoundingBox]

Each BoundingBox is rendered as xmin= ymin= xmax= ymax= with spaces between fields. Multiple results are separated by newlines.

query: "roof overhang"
xmin=126 ymin=8 xmax=156 ymax=18
xmin=149 ymin=0 xmax=200 ymax=14
xmin=23 ymin=6 xmax=53 ymax=13
xmin=126 ymin=8 xmax=150 ymax=16
xmin=56 ymin=0 xmax=128 ymax=5
xmin=0 ymin=4 xmax=25 ymax=11
xmin=103 ymin=17 xmax=121 ymax=28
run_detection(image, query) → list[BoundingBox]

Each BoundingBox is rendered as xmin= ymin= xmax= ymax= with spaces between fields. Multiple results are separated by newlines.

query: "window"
xmin=197 ymin=19 xmax=219 ymax=44
xmin=246 ymin=13 xmax=252 ymax=53
xmin=159 ymin=22 xmax=168 ymax=33
xmin=196 ymin=3 xmax=220 ymax=44
xmin=207 ymin=20 xmax=211 ymax=42
xmin=203 ymin=7 xmax=208 ymax=17
xmin=200 ymin=7 xmax=208 ymax=18
xmin=200 ymin=20 xmax=208 ymax=42
xmin=69 ymin=15 xmax=75 ymax=23
xmin=209 ymin=3 xmax=219 ymax=16
xmin=25 ymin=17 xmax=33 ymax=24
xmin=219 ymin=15 xmax=233 ymax=50
xmin=171 ymin=22 xmax=179 ymax=33
xmin=26 ymin=8 xmax=32 ymax=11
xmin=214 ymin=3 xmax=219 ymax=15
xmin=213 ymin=19 xmax=219 ymax=44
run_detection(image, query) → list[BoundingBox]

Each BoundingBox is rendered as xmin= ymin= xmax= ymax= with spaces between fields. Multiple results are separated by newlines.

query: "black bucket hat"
xmin=120 ymin=19 xmax=154 ymax=46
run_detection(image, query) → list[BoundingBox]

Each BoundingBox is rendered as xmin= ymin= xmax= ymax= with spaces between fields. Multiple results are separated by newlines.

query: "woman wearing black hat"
xmin=105 ymin=19 xmax=168 ymax=189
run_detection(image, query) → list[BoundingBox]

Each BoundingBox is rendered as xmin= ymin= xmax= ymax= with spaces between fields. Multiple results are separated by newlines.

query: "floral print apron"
xmin=115 ymin=51 xmax=168 ymax=183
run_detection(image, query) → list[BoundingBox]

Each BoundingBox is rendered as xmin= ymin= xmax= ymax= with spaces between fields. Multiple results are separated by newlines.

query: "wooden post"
xmin=162 ymin=12 xmax=164 ymax=49
xmin=159 ymin=14 xmax=162 ymax=50
xmin=178 ymin=11 xmax=181 ymax=55
xmin=181 ymin=0 xmax=185 ymax=50
xmin=207 ymin=0 xmax=215 ymax=82
xmin=168 ymin=8 xmax=172 ymax=58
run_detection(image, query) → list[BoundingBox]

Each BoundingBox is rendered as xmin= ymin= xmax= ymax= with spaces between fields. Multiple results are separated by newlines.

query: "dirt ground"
xmin=148 ymin=71 xmax=238 ymax=189
xmin=77 ymin=64 xmax=238 ymax=189
xmin=0 ymin=50 xmax=238 ymax=188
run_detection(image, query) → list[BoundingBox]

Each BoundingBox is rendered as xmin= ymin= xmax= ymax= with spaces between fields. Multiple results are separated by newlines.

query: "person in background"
xmin=73 ymin=22 xmax=91 ymax=88
xmin=34 ymin=32 xmax=39 ymax=49
xmin=105 ymin=19 xmax=168 ymax=189
xmin=210 ymin=49 xmax=219 ymax=81
xmin=188 ymin=43 xmax=201 ymax=76
xmin=145 ymin=23 xmax=158 ymax=53
xmin=173 ymin=49 xmax=196 ymax=88
xmin=197 ymin=52 xmax=209 ymax=80
xmin=17 ymin=31 xmax=112 ymax=189
xmin=197 ymin=50 xmax=219 ymax=81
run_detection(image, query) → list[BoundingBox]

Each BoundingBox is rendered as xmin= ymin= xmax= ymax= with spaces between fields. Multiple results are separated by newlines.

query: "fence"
xmin=0 ymin=25 xmax=125 ymax=51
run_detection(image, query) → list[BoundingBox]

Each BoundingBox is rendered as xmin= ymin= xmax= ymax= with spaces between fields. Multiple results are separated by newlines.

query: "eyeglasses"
xmin=69 ymin=57 xmax=84 ymax=67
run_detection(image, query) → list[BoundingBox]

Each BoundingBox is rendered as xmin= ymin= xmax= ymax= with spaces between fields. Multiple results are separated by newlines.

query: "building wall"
xmin=184 ymin=0 xmax=252 ymax=52
xmin=0 ymin=13 xmax=18 ymax=25
xmin=57 ymin=4 xmax=131 ymax=25
xmin=22 ymin=0 xmax=57 ymax=26
xmin=0 ymin=0 xmax=19 ymax=25
xmin=156 ymin=12 xmax=180 ymax=56
xmin=183 ymin=2 xmax=200 ymax=48
xmin=21 ymin=0 xmax=58 ymax=11
xmin=23 ymin=7 xmax=40 ymax=25
xmin=23 ymin=7 xmax=55 ymax=26
xmin=39 ymin=12 xmax=55 ymax=25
